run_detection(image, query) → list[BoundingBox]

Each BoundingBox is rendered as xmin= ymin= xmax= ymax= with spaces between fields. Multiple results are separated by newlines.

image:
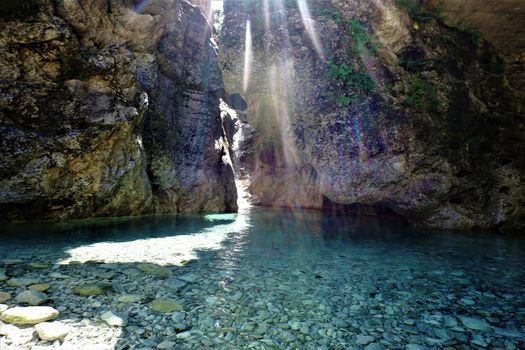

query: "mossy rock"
xmin=137 ymin=263 xmax=173 ymax=277
xmin=73 ymin=283 xmax=113 ymax=296
xmin=149 ymin=298 xmax=184 ymax=313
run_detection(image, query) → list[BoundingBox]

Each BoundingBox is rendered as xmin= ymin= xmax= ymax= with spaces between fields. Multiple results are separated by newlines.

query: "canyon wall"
xmin=0 ymin=0 xmax=237 ymax=221
xmin=219 ymin=0 xmax=524 ymax=230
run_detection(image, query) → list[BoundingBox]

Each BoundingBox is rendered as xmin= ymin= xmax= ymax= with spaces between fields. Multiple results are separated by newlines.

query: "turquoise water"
xmin=0 ymin=208 xmax=524 ymax=349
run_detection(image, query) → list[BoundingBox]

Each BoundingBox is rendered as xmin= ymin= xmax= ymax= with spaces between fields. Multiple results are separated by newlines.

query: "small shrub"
xmin=327 ymin=60 xmax=374 ymax=106
xmin=403 ymin=75 xmax=438 ymax=112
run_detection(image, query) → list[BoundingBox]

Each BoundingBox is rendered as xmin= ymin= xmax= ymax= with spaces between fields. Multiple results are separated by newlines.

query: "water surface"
xmin=0 ymin=208 xmax=523 ymax=349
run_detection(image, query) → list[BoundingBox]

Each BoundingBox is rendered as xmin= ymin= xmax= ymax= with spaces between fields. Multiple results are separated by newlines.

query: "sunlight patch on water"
xmin=60 ymin=213 xmax=250 ymax=266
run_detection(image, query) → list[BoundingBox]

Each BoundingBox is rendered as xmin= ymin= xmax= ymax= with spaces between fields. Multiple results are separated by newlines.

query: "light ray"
xmin=242 ymin=19 xmax=253 ymax=93
xmin=297 ymin=0 xmax=325 ymax=60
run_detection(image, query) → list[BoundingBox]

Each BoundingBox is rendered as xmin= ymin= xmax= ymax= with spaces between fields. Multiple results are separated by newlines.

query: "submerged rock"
xmin=137 ymin=263 xmax=173 ymax=277
xmin=15 ymin=290 xmax=49 ymax=306
xmin=117 ymin=294 xmax=143 ymax=304
xmin=7 ymin=277 xmax=40 ymax=287
xmin=0 ymin=291 xmax=11 ymax=303
xmin=29 ymin=283 xmax=52 ymax=292
xmin=457 ymin=315 xmax=491 ymax=331
xmin=0 ymin=306 xmax=59 ymax=325
xmin=150 ymin=298 xmax=184 ymax=313
xmin=73 ymin=284 xmax=112 ymax=296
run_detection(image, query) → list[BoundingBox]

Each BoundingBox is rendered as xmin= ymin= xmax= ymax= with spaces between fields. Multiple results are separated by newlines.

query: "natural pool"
xmin=0 ymin=207 xmax=524 ymax=349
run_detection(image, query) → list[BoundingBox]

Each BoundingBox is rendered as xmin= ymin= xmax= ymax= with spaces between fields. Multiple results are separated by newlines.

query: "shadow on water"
xmin=0 ymin=207 xmax=524 ymax=349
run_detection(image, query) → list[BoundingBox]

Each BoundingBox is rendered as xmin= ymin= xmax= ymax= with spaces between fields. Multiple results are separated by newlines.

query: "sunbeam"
xmin=242 ymin=19 xmax=253 ymax=93
xmin=297 ymin=0 xmax=325 ymax=60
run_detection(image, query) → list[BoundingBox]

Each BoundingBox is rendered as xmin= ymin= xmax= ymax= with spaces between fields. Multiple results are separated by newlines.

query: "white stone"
xmin=101 ymin=310 xmax=128 ymax=327
xmin=35 ymin=321 xmax=70 ymax=341
xmin=0 ymin=306 xmax=59 ymax=325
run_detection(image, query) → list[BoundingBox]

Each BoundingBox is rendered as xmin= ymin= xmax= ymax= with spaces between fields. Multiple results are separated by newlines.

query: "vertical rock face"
xmin=0 ymin=0 xmax=236 ymax=221
xmin=220 ymin=0 xmax=524 ymax=230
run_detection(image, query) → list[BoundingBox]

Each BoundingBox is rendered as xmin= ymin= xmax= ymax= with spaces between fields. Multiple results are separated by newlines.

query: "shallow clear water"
xmin=1 ymin=207 xmax=524 ymax=349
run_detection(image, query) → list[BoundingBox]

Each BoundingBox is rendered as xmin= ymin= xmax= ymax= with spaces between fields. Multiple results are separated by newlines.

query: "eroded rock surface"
xmin=220 ymin=0 xmax=524 ymax=229
xmin=0 ymin=0 xmax=236 ymax=221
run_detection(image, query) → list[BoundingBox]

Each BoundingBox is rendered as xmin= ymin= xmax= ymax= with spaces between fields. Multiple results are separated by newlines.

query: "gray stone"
xmin=407 ymin=345 xmax=425 ymax=350
xmin=0 ymin=291 xmax=11 ymax=303
xmin=15 ymin=290 xmax=49 ymax=306
xmin=176 ymin=331 xmax=191 ymax=339
xmin=356 ymin=335 xmax=375 ymax=345
xmin=457 ymin=316 xmax=491 ymax=331
xmin=176 ymin=274 xmax=197 ymax=283
xmin=7 ymin=277 xmax=39 ymax=287
xmin=471 ymin=334 xmax=488 ymax=347
xmin=365 ymin=343 xmax=383 ymax=350
xmin=163 ymin=277 xmax=187 ymax=292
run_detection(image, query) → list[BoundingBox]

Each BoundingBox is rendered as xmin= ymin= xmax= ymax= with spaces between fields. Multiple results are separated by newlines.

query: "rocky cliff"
xmin=219 ymin=0 xmax=524 ymax=230
xmin=0 ymin=0 xmax=237 ymax=221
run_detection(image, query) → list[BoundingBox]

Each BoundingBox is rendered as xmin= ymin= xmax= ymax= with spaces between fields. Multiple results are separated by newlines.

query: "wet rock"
xmin=0 ymin=291 xmax=11 ymax=303
xmin=15 ymin=290 xmax=49 ymax=306
xmin=457 ymin=316 xmax=491 ymax=331
xmin=163 ymin=277 xmax=187 ymax=291
xmin=150 ymin=298 xmax=184 ymax=313
xmin=472 ymin=334 xmax=488 ymax=347
xmin=35 ymin=321 xmax=70 ymax=341
xmin=137 ymin=263 xmax=173 ymax=277
xmin=406 ymin=345 xmax=425 ymax=350
xmin=356 ymin=334 xmax=375 ymax=345
xmin=0 ymin=306 xmax=59 ymax=325
xmin=101 ymin=310 xmax=128 ymax=327
xmin=73 ymin=283 xmax=113 ymax=296
xmin=176 ymin=273 xmax=197 ymax=283
xmin=26 ymin=262 xmax=50 ymax=270
xmin=7 ymin=277 xmax=39 ymax=287
xmin=0 ymin=268 xmax=7 ymax=281
xmin=117 ymin=294 xmax=143 ymax=303
xmin=29 ymin=283 xmax=52 ymax=292
xmin=365 ymin=343 xmax=384 ymax=350
xmin=176 ymin=331 xmax=191 ymax=339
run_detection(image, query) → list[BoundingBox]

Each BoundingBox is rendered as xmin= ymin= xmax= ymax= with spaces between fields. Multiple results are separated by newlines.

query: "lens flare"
xmin=242 ymin=19 xmax=253 ymax=93
xmin=297 ymin=0 xmax=324 ymax=60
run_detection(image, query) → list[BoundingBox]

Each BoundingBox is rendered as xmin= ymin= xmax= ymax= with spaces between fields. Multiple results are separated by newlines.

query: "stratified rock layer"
xmin=0 ymin=0 xmax=236 ymax=221
xmin=220 ymin=0 xmax=524 ymax=229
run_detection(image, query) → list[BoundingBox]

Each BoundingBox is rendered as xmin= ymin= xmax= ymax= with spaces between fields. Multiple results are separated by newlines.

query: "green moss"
xmin=327 ymin=60 xmax=374 ymax=106
xmin=150 ymin=154 xmax=175 ymax=190
xmin=403 ymin=75 xmax=438 ymax=112
xmin=325 ymin=18 xmax=378 ymax=106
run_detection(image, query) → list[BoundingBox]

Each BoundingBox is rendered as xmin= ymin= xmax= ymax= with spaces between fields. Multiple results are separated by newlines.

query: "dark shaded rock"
xmin=229 ymin=93 xmax=248 ymax=111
